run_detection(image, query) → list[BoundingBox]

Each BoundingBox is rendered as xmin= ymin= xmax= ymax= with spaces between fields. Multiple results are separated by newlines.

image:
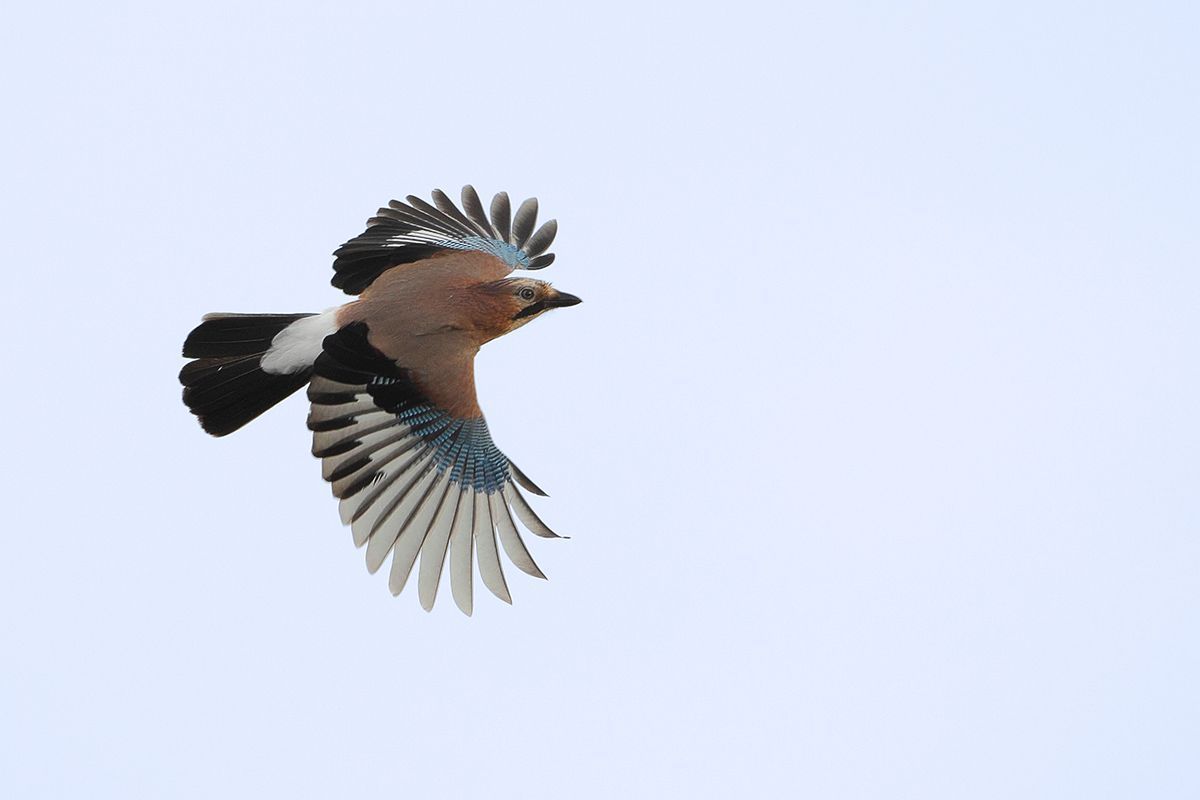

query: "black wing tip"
xmin=313 ymin=439 xmax=361 ymax=458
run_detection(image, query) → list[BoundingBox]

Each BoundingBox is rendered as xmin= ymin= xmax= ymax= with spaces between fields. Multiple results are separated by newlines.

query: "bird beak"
xmin=545 ymin=290 xmax=582 ymax=309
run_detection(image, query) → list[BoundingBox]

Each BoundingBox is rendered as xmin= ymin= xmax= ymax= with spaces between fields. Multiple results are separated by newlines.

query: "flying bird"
xmin=180 ymin=187 xmax=580 ymax=614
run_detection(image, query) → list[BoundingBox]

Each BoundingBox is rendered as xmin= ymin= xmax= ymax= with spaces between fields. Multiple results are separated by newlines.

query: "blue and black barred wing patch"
xmin=306 ymin=323 xmax=562 ymax=615
xmin=331 ymin=185 xmax=559 ymax=294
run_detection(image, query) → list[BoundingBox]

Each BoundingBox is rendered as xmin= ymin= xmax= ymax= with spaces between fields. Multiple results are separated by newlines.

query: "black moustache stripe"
xmin=512 ymin=301 xmax=546 ymax=320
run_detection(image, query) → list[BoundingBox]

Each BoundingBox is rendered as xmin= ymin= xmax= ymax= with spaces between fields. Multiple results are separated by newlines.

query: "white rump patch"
xmin=260 ymin=309 xmax=339 ymax=375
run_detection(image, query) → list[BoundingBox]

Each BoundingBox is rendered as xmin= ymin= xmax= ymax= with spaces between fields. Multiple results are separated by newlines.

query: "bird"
xmin=179 ymin=186 xmax=581 ymax=615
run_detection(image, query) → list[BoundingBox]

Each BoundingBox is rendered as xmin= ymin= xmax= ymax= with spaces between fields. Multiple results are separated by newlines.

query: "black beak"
xmin=545 ymin=291 xmax=582 ymax=309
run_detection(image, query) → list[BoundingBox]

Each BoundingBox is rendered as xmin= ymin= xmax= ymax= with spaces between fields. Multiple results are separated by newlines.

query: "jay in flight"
xmin=180 ymin=187 xmax=581 ymax=614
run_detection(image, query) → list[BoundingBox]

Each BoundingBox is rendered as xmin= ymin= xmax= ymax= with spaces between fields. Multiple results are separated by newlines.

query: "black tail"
xmin=180 ymin=313 xmax=315 ymax=437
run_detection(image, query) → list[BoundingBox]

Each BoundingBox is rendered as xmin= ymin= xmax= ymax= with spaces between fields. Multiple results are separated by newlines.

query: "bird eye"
xmin=518 ymin=287 xmax=536 ymax=301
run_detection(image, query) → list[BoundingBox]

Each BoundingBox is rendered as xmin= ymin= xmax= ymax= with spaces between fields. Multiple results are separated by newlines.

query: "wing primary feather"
xmin=308 ymin=416 xmax=357 ymax=433
xmin=312 ymin=414 xmax=396 ymax=458
xmin=511 ymin=197 xmax=538 ymax=248
xmin=334 ymin=448 xmax=415 ymax=501
xmin=341 ymin=446 xmax=427 ymax=531
xmin=324 ymin=430 xmax=417 ymax=488
xmin=306 ymin=396 xmax=377 ymax=430
xmin=523 ymin=219 xmax=557 ymax=257
xmin=365 ymin=462 xmax=439 ymax=574
xmin=379 ymin=202 xmax=452 ymax=234
xmin=364 ymin=462 xmax=451 ymax=575
xmin=387 ymin=199 xmax=460 ymax=238
xmin=313 ymin=439 xmax=359 ymax=459
xmin=336 ymin=443 xmax=420 ymax=525
xmin=405 ymin=195 xmax=471 ymax=238
xmin=490 ymin=491 xmax=545 ymax=579
xmin=418 ymin=483 xmax=464 ymax=610
xmin=449 ymin=487 xmax=475 ymax=615
xmin=370 ymin=206 xmax=419 ymax=225
xmin=509 ymin=460 xmax=549 ymax=497
xmin=527 ymin=253 xmax=555 ymax=270
xmin=432 ymin=189 xmax=491 ymax=238
xmin=308 ymin=376 xmax=367 ymax=404
xmin=473 ymin=491 xmax=511 ymax=603
xmin=389 ymin=470 xmax=453 ymax=595
xmin=504 ymin=482 xmax=565 ymax=539
xmin=323 ymin=426 xmax=410 ymax=481
xmin=353 ymin=452 xmax=434 ymax=549
xmin=460 ymin=185 xmax=497 ymax=239
xmin=490 ymin=192 xmax=512 ymax=244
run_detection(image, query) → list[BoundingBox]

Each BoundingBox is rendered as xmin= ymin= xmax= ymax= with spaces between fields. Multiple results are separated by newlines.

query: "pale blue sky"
xmin=2 ymin=2 xmax=1197 ymax=797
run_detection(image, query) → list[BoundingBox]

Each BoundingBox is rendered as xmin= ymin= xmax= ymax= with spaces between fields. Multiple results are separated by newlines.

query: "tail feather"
xmin=184 ymin=312 xmax=316 ymax=358
xmin=181 ymin=313 xmax=315 ymax=437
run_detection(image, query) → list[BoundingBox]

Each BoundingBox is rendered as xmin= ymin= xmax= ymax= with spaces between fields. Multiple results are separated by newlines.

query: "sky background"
xmin=2 ymin=2 xmax=1197 ymax=797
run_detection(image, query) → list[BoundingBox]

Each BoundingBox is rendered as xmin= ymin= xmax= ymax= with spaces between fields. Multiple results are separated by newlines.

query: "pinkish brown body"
xmin=336 ymin=251 xmax=576 ymax=417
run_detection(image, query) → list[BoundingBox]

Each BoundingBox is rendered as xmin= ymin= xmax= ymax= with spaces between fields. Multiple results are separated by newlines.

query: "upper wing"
xmin=306 ymin=323 xmax=563 ymax=614
xmin=331 ymin=185 xmax=559 ymax=294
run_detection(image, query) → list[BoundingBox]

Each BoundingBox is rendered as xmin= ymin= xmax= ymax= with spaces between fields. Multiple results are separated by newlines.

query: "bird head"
xmin=472 ymin=277 xmax=581 ymax=340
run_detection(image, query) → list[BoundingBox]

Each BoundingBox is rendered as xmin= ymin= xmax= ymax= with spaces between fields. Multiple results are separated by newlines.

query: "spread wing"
xmin=306 ymin=323 xmax=563 ymax=614
xmin=331 ymin=185 xmax=558 ymax=294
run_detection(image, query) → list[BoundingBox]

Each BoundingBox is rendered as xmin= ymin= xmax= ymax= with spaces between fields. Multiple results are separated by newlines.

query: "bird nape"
xmin=179 ymin=186 xmax=581 ymax=615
